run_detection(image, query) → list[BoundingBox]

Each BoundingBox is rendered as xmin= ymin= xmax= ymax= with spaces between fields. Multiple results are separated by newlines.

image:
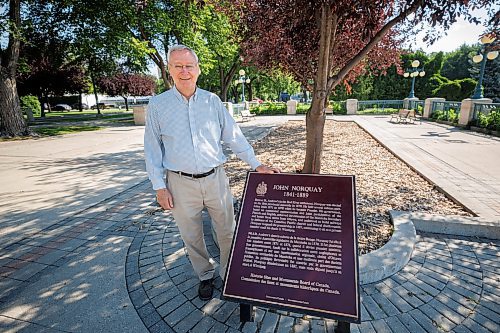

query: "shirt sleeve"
xmin=144 ymin=99 xmax=167 ymax=190
xmin=217 ymin=99 xmax=261 ymax=169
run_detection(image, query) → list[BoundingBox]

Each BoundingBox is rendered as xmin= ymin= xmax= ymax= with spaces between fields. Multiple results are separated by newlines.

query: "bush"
xmin=431 ymin=108 xmax=459 ymax=123
xmin=458 ymin=78 xmax=476 ymax=99
xmin=432 ymin=78 xmax=477 ymax=101
xmin=432 ymin=81 xmax=461 ymax=100
xmin=448 ymin=108 xmax=459 ymax=124
xmin=20 ymin=95 xmax=41 ymax=116
xmin=330 ymin=101 xmax=346 ymax=114
xmin=297 ymin=103 xmax=310 ymax=114
xmin=476 ymin=110 xmax=500 ymax=131
xmin=431 ymin=110 xmax=447 ymax=121
xmin=358 ymin=107 xmax=398 ymax=115
xmin=253 ymin=102 xmax=287 ymax=115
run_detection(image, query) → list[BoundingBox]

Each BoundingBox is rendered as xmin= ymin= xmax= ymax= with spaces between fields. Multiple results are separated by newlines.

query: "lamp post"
xmin=234 ymin=69 xmax=251 ymax=102
xmin=403 ymin=60 xmax=425 ymax=99
xmin=471 ymin=35 xmax=499 ymax=99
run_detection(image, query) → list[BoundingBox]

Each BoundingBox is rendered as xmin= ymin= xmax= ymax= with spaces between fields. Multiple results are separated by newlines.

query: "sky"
xmin=410 ymin=9 xmax=491 ymax=53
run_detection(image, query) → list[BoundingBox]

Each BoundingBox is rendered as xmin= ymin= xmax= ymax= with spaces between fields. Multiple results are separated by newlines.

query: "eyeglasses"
xmin=171 ymin=64 xmax=197 ymax=72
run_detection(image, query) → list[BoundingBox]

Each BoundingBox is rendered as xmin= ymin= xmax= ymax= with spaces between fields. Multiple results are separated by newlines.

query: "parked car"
xmin=91 ymin=103 xmax=117 ymax=110
xmin=71 ymin=103 xmax=89 ymax=110
xmin=251 ymin=98 xmax=264 ymax=104
xmin=52 ymin=104 xmax=71 ymax=111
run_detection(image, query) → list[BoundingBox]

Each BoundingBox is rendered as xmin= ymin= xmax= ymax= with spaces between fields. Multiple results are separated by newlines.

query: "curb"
xmin=359 ymin=210 xmax=416 ymax=285
xmin=410 ymin=212 xmax=500 ymax=240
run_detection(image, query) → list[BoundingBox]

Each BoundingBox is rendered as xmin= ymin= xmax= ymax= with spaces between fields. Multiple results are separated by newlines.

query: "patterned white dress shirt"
xmin=144 ymin=86 xmax=260 ymax=190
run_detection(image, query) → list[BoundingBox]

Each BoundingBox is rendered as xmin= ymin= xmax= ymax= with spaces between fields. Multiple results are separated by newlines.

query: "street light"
xmin=403 ymin=60 xmax=425 ymax=99
xmin=471 ymin=35 xmax=498 ymax=99
xmin=234 ymin=69 xmax=250 ymax=102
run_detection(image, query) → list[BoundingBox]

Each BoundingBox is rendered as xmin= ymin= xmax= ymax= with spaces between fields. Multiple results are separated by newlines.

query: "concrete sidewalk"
xmin=346 ymin=116 xmax=500 ymax=222
xmin=0 ymin=115 xmax=499 ymax=332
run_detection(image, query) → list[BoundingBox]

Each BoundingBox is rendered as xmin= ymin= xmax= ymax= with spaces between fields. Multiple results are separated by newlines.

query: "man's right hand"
xmin=156 ymin=188 xmax=174 ymax=210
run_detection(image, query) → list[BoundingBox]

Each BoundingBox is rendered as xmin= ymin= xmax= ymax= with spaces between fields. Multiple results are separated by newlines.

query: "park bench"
xmin=407 ymin=110 xmax=422 ymax=124
xmin=241 ymin=109 xmax=256 ymax=122
xmin=390 ymin=109 xmax=413 ymax=124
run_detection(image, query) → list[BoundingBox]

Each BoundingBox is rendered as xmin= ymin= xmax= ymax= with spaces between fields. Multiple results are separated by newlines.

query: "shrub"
xmin=297 ymin=103 xmax=310 ymax=114
xmin=253 ymin=102 xmax=287 ymax=115
xmin=20 ymin=95 xmax=41 ymax=116
xmin=458 ymin=78 xmax=476 ymax=99
xmin=330 ymin=101 xmax=346 ymax=114
xmin=476 ymin=110 xmax=500 ymax=131
xmin=448 ymin=108 xmax=459 ymax=123
xmin=431 ymin=110 xmax=447 ymax=121
xmin=358 ymin=107 xmax=398 ymax=115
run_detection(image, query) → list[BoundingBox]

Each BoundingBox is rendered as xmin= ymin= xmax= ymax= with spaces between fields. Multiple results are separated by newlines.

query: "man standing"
xmin=144 ymin=45 xmax=278 ymax=301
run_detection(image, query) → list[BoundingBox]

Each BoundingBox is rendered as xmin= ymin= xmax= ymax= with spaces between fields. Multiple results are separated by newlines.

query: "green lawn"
xmin=33 ymin=125 xmax=102 ymax=136
xmin=27 ymin=111 xmax=133 ymax=123
xmin=44 ymin=109 xmax=131 ymax=117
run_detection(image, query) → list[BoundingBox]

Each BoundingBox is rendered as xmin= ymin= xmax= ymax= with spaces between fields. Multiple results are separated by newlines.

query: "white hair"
xmin=167 ymin=45 xmax=199 ymax=64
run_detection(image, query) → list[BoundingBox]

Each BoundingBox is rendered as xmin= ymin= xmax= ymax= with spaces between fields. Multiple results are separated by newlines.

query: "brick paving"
xmin=0 ymin=116 xmax=499 ymax=332
xmin=103 ymin=181 xmax=498 ymax=332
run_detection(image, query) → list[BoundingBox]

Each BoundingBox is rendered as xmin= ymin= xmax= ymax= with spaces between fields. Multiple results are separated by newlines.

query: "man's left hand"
xmin=255 ymin=164 xmax=281 ymax=174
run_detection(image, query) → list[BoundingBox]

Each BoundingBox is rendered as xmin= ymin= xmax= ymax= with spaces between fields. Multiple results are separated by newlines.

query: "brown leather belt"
xmin=173 ymin=168 xmax=215 ymax=179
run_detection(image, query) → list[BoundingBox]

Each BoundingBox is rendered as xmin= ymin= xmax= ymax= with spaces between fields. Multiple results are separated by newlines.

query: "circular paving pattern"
xmin=126 ymin=207 xmax=500 ymax=333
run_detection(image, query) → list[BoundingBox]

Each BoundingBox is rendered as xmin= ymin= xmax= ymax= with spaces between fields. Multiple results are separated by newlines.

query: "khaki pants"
xmin=167 ymin=166 xmax=235 ymax=281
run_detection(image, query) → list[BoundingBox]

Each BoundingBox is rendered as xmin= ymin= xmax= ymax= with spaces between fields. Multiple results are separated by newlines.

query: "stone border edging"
xmin=359 ymin=210 xmax=416 ymax=285
xmin=410 ymin=212 xmax=500 ymax=240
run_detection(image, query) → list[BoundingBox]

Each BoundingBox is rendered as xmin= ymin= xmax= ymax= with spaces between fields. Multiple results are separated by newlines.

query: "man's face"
xmin=168 ymin=50 xmax=200 ymax=93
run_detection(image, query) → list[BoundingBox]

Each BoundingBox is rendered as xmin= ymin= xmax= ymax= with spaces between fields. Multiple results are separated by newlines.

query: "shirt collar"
xmin=172 ymin=85 xmax=198 ymax=103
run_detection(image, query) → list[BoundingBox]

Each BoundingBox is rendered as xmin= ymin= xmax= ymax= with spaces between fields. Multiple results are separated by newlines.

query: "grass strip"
xmin=33 ymin=125 xmax=102 ymax=136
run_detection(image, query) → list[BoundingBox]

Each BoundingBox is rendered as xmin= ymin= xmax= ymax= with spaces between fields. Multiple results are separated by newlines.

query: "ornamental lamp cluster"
xmin=234 ymin=69 xmax=251 ymax=102
xmin=403 ymin=60 xmax=425 ymax=99
xmin=471 ymin=35 xmax=498 ymax=99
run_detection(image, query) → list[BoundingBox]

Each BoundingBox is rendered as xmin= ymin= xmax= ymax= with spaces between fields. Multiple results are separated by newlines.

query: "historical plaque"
xmin=223 ymin=172 xmax=360 ymax=323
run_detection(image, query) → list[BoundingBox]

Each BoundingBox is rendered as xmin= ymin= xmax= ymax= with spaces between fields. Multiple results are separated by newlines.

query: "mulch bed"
xmin=225 ymin=120 xmax=471 ymax=255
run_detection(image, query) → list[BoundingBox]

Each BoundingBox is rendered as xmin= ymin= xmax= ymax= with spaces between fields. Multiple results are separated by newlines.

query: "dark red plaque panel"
xmin=223 ymin=172 xmax=360 ymax=323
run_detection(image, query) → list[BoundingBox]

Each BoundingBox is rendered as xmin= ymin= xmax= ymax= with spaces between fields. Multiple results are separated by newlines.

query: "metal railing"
xmin=357 ymin=100 xmax=404 ymax=113
xmin=430 ymin=101 xmax=461 ymax=122
xmin=471 ymin=102 xmax=500 ymax=131
xmin=232 ymin=103 xmax=246 ymax=117
xmin=472 ymin=102 xmax=500 ymax=120
xmin=408 ymin=100 xmax=424 ymax=114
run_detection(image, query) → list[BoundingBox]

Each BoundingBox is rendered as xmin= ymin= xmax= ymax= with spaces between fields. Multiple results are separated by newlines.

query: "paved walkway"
xmin=0 ymin=116 xmax=499 ymax=332
xmin=347 ymin=116 xmax=500 ymax=222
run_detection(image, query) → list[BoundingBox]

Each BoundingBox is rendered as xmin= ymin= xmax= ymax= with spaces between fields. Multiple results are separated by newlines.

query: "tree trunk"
xmin=0 ymin=73 xmax=29 ymax=137
xmin=248 ymin=83 xmax=253 ymax=101
xmin=90 ymin=73 xmax=101 ymax=116
xmin=0 ymin=0 xmax=29 ymax=137
xmin=219 ymin=55 xmax=240 ymax=102
xmin=302 ymin=3 xmax=333 ymax=174
xmin=158 ymin=61 xmax=171 ymax=90
xmin=38 ymin=94 xmax=46 ymax=117
xmin=78 ymin=92 xmax=83 ymax=111
xmin=43 ymin=93 xmax=51 ymax=114
xmin=123 ymin=96 xmax=129 ymax=111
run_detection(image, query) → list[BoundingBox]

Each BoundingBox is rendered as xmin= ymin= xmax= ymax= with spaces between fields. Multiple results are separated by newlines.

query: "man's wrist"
xmin=156 ymin=188 xmax=168 ymax=195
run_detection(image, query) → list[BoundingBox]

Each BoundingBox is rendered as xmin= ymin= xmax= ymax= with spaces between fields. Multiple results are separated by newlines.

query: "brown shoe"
xmin=198 ymin=278 xmax=214 ymax=301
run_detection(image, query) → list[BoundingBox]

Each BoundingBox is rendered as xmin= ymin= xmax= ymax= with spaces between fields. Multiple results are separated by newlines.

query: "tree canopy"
xmin=97 ymin=73 xmax=156 ymax=110
xmin=219 ymin=0 xmax=498 ymax=173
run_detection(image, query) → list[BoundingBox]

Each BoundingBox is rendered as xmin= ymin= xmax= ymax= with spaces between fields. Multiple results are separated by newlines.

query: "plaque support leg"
xmin=240 ymin=303 xmax=253 ymax=323
xmin=335 ymin=321 xmax=350 ymax=333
